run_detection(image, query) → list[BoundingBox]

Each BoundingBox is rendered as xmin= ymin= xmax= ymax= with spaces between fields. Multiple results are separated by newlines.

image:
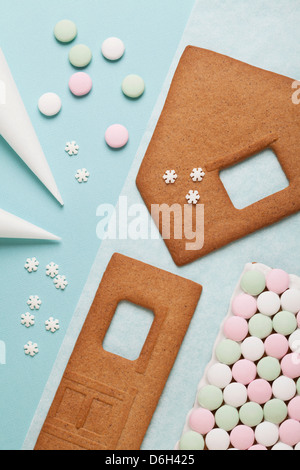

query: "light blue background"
xmin=0 ymin=0 xmax=194 ymax=450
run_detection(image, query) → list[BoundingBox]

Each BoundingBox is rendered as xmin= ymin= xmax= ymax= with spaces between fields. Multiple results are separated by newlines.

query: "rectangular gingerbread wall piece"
xmin=35 ymin=253 xmax=202 ymax=450
xmin=136 ymin=46 xmax=300 ymax=266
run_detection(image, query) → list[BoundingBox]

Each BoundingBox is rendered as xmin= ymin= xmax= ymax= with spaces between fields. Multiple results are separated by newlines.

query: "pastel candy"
xmin=69 ymin=44 xmax=92 ymax=68
xmin=295 ymin=443 xmax=300 ymax=450
xmin=105 ymin=124 xmax=129 ymax=149
xmin=224 ymin=383 xmax=247 ymax=408
xmin=69 ymin=72 xmax=92 ymax=97
xmin=232 ymin=294 xmax=257 ymax=319
xmin=288 ymin=396 xmax=300 ymax=421
xmin=54 ymin=19 xmax=77 ymax=43
xmin=255 ymin=422 xmax=279 ymax=447
xmin=241 ymin=270 xmax=266 ymax=296
xmin=189 ymin=408 xmax=215 ymax=435
xmin=247 ymin=379 xmax=273 ymax=405
xmin=289 ymin=329 xmax=300 ymax=352
xmin=272 ymin=443 xmax=293 ymax=451
xmin=257 ymin=357 xmax=281 ymax=381
xmin=279 ymin=420 xmax=300 ymax=447
xmin=257 ymin=291 xmax=280 ymax=316
xmin=230 ymin=425 xmax=255 ymax=450
xmin=239 ymin=402 xmax=263 ymax=427
xmin=272 ymin=376 xmax=296 ymax=402
xmin=297 ymin=377 xmax=300 ymax=394
xmin=207 ymin=363 xmax=232 ymax=389
xmin=249 ymin=314 xmax=273 ymax=339
xmin=122 ymin=74 xmax=145 ymax=99
xmin=223 ymin=316 xmax=248 ymax=342
xmin=101 ymin=37 xmax=125 ymax=61
xmin=179 ymin=431 xmax=204 ymax=450
xmin=197 ymin=385 xmax=223 ymax=411
xmin=249 ymin=445 xmax=267 ymax=450
xmin=266 ymin=269 xmax=289 ymax=294
xmin=281 ymin=353 xmax=300 ymax=379
xmin=264 ymin=334 xmax=289 ymax=359
xmin=205 ymin=429 xmax=230 ymax=450
xmin=298 ymin=311 xmax=300 ymax=327
xmin=215 ymin=405 xmax=239 ymax=432
xmin=264 ymin=399 xmax=288 ymax=424
xmin=232 ymin=359 xmax=256 ymax=386
xmin=281 ymin=289 xmax=300 ymax=313
xmin=273 ymin=311 xmax=297 ymax=336
xmin=38 ymin=92 xmax=61 ymax=117
xmin=241 ymin=337 xmax=264 ymax=362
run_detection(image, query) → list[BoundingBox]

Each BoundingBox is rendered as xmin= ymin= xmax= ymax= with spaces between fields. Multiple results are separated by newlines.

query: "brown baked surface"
xmin=35 ymin=253 xmax=202 ymax=450
xmin=136 ymin=46 xmax=300 ymax=266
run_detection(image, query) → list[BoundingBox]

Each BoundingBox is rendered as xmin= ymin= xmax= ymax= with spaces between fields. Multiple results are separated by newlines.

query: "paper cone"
xmin=0 ymin=48 xmax=63 ymax=205
xmin=0 ymin=208 xmax=60 ymax=240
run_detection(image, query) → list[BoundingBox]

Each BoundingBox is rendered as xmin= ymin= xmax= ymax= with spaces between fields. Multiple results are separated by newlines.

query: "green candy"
xmin=239 ymin=402 xmax=263 ymax=427
xmin=241 ymin=270 xmax=266 ymax=296
xmin=179 ymin=431 xmax=204 ymax=450
xmin=198 ymin=385 xmax=223 ymax=411
xmin=257 ymin=357 xmax=281 ymax=381
xmin=69 ymin=44 xmax=92 ymax=68
xmin=249 ymin=314 xmax=273 ymax=339
xmin=54 ymin=19 xmax=77 ymax=43
xmin=264 ymin=399 xmax=288 ymax=424
xmin=273 ymin=311 xmax=297 ymax=336
xmin=215 ymin=405 xmax=239 ymax=432
xmin=122 ymin=74 xmax=145 ymax=99
xmin=216 ymin=339 xmax=241 ymax=365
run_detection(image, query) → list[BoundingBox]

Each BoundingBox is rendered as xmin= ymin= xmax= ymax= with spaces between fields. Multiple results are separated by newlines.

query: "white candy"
xmin=272 ymin=376 xmax=296 ymax=401
xmin=241 ymin=337 xmax=265 ymax=362
xmin=224 ymin=383 xmax=247 ymax=408
xmin=295 ymin=443 xmax=300 ymax=450
xmin=289 ymin=329 xmax=300 ymax=352
xmin=101 ymin=37 xmax=125 ymax=61
xmin=281 ymin=289 xmax=300 ymax=314
xmin=38 ymin=92 xmax=61 ymax=117
xmin=272 ymin=443 xmax=293 ymax=451
xmin=257 ymin=291 xmax=281 ymax=316
xmin=205 ymin=429 xmax=230 ymax=450
xmin=207 ymin=363 xmax=232 ymax=389
xmin=255 ymin=422 xmax=279 ymax=447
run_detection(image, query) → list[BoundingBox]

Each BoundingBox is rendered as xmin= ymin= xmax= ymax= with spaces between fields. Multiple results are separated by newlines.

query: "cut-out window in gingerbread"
xmin=136 ymin=47 xmax=300 ymax=266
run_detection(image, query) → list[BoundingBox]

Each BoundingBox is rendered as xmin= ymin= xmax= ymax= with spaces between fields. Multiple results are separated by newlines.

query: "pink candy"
xmin=266 ymin=269 xmax=290 ymax=294
xmin=247 ymin=379 xmax=272 ymax=405
xmin=230 ymin=425 xmax=255 ymax=450
xmin=279 ymin=420 xmax=300 ymax=447
xmin=189 ymin=408 xmax=215 ymax=435
xmin=224 ymin=316 xmax=248 ymax=342
xmin=265 ymin=334 xmax=289 ymax=360
xmin=105 ymin=124 xmax=129 ymax=149
xmin=249 ymin=445 xmax=267 ymax=451
xmin=69 ymin=72 xmax=92 ymax=96
xmin=232 ymin=359 xmax=257 ymax=386
xmin=288 ymin=396 xmax=300 ymax=421
xmin=232 ymin=294 xmax=257 ymax=319
xmin=281 ymin=353 xmax=300 ymax=379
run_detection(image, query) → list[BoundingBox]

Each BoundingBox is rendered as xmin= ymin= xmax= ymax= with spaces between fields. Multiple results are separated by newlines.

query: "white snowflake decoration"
xmin=65 ymin=141 xmax=79 ymax=156
xmin=54 ymin=275 xmax=68 ymax=290
xmin=24 ymin=257 xmax=39 ymax=273
xmin=24 ymin=341 xmax=39 ymax=357
xmin=21 ymin=313 xmax=35 ymax=328
xmin=27 ymin=295 xmax=42 ymax=310
xmin=45 ymin=317 xmax=60 ymax=333
xmin=75 ymin=168 xmax=90 ymax=183
xmin=163 ymin=170 xmax=178 ymax=184
xmin=190 ymin=167 xmax=205 ymax=182
xmin=186 ymin=190 xmax=200 ymax=205
xmin=46 ymin=262 xmax=59 ymax=278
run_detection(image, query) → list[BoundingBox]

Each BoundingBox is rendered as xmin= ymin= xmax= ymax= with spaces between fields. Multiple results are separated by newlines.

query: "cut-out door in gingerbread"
xmin=136 ymin=46 xmax=300 ymax=266
xmin=35 ymin=253 xmax=202 ymax=450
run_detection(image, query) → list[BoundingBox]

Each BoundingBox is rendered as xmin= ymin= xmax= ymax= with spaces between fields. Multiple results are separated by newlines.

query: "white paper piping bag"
xmin=0 ymin=48 xmax=63 ymax=205
xmin=0 ymin=208 xmax=60 ymax=240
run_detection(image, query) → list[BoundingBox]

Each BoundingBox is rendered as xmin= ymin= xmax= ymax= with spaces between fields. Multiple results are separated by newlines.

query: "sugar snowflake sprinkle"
xmin=190 ymin=167 xmax=205 ymax=182
xmin=24 ymin=257 xmax=39 ymax=273
xmin=46 ymin=262 xmax=59 ymax=278
xmin=163 ymin=170 xmax=178 ymax=184
xmin=65 ymin=141 xmax=79 ymax=156
xmin=186 ymin=190 xmax=200 ymax=205
xmin=27 ymin=295 xmax=42 ymax=310
xmin=54 ymin=275 xmax=68 ymax=290
xmin=21 ymin=313 xmax=35 ymax=328
xmin=24 ymin=341 xmax=39 ymax=357
xmin=75 ymin=168 xmax=90 ymax=183
xmin=45 ymin=317 xmax=60 ymax=333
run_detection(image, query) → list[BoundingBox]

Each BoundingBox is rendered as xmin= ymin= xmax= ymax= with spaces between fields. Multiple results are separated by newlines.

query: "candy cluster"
xmin=179 ymin=265 xmax=300 ymax=450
